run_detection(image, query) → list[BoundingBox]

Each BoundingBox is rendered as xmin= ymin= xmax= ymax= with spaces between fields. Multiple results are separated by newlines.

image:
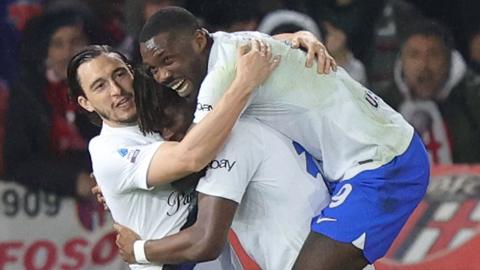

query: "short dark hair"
xmin=139 ymin=6 xmax=200 ymax=43
xmin=67 ymin=45 xmax=131 ymax=126
xmin=401 ymin=19 xmax=454 ymax=52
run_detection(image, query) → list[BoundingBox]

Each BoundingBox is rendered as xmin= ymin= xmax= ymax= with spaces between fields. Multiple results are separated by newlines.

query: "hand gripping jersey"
xmin=195 ymin=31 xmax=414 ymax=182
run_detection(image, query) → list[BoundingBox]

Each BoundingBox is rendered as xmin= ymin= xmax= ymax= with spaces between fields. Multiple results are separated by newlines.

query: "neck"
xmin=102 ymin=119 xmax=138 ymax=128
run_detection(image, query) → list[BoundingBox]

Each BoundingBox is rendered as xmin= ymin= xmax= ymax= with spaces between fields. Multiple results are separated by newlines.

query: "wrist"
xmin=133 ymin=240 xmax=150 ymax=264
xmin=231 ymin=77 xmax=256 ymax=96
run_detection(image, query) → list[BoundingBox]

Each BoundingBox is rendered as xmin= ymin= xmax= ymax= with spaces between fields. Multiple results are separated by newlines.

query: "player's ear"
xmin=78 ymin=96 xmax=94 ymax=113
xmin=193 ymin=28 xmax=208 ymax=53
xmin=161 ymin=127 xmax=175 ymax=141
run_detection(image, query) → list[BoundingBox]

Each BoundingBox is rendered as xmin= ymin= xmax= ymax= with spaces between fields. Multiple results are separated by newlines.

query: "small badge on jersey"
xmin=118 ymin=148 xmax=140 ymax=163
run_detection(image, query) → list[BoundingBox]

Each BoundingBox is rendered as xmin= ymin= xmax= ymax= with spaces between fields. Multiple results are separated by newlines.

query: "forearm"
xmin=178 ymin=78 xmax=253 ymax=171
xmin=273 ymin=31 xmax=312 ymax=42
xmin=144 ymin=226 xmax=216 ymax=264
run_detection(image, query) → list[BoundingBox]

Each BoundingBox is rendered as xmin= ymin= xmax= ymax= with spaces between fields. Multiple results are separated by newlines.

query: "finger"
xmin=291 ymin=38 xmax=300 ymax=49
xmin=91 ymin=185 xmax=100 ymax=194
xmin=265 ymin=42 xmax=272 ymax=59
xmin=317 ymin=48 xmax=326 ymax=74
xmin=323 ymin=57 xmax=331 ymax=74
xmin=330 ymin=57 xmax=338 ymax=71
xmin=305 ymin=47 xmax=315 ymax=68
xmin=116 ymin=235 xmax=121 ymax=247
xmin=251 ymin=39 xmax=260 ymax=52
xmin=237 ymin=43 xmax=251 ymax=56
xmin=258 ymin=40 xmax=265 ymax=49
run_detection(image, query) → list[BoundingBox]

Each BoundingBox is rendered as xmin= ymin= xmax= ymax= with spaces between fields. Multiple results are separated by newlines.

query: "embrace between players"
xmin=67 ymin=7 xmax=429 ymax=270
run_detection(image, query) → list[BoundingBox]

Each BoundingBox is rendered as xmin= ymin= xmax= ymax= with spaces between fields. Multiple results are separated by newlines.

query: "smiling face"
xmin=76 ymin=53 xmax=137 ymax=127
xmin=140 ymin=30 xmax=209 ymax=99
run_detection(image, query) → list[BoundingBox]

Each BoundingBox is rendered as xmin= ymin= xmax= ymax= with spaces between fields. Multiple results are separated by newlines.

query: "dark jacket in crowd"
xmin=4 ymin=77 xmax=98 ymax=196
xmin=382 ymin=52 xmax=480 ymax=164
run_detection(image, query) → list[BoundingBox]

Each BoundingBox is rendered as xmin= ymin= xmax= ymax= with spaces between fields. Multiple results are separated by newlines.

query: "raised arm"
xmin=273 ymin=31 xmax=337 ymax=74
xmin=114 ymin=193 xmax=238 ymax=264
xmin=146 ymin=40 xmax=280 ymax=187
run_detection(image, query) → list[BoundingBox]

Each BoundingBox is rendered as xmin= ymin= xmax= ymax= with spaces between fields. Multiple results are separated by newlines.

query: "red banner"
xmin=376 ymin=165 xmax=480 ymax=270
xmin=0 ymin=182 xmax=127 ymax=270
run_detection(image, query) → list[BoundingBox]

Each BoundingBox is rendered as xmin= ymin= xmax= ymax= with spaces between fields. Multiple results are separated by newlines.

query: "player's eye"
xmin=94 ymin=81 xmax=106 ymax=91
xmin=149 ymin=66 xmax=159 ymax=75
xmin=115 ymin=69 xmax=126 ymax=78
xmin=164 ymin=56 xmax=173 ymax=65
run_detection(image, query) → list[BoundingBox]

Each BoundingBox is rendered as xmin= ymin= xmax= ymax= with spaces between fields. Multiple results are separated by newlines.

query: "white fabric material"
xmin=399 ymin=100 xmax=452 ymax=164
xmin=89 ymin=124 xmax=191 ymax=270
xmin=197 ymin=118 xmax=330 ymax=270
xmin=195 ymin=31 xmax=413 ymax=181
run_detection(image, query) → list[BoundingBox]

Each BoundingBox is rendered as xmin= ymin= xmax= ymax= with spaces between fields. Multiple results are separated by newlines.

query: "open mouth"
xmin=168 ymin=78 xmax=190 ymax=97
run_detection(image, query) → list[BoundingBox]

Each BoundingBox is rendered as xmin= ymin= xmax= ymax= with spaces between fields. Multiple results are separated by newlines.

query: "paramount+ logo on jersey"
xmin=376 ymin=165 xmax=480 ymax=270
xmin=209 ymin=159 xmax=236 ymax=172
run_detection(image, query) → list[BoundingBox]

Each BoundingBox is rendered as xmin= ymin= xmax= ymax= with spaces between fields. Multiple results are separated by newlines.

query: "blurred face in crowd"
xmin=47 ymin=25 xmax=88 ymax=80
xmin=140 ymin=30 xmax=209 ymax=100
xmin=469 ymin=33 xmax=480 ymax=63
xmin=401 ymin=34 xmax=450 ymax=100
xmin=77 ymin=54 xmax=137 ymax=127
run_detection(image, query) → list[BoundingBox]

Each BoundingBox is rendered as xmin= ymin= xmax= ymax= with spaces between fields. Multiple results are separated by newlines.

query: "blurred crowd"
xmin=1 ymin=0 xmax=480 ymax=198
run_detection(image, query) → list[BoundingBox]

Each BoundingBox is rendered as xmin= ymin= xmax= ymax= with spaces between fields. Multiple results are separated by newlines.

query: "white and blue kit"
xmin=194 ymin=31 xmax=430 ymax=263
xmin=197 ymin=118 xmax=330 ymax=269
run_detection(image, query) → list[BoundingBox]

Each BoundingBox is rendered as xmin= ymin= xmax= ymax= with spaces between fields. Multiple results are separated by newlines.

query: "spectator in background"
xmin=404 ymin=0 xmax=480 ymax=61
xmin=381 ymin=19 xmax=480 ymax=164
xmin=467 ymin=28 xmax=480 ymax=74
xmin=305 ymin=0 xmax=385 ymax=65
xmin=121 ymin=0 xmax=186 ymax=62
xmin=368 ymin=0 xmax=423 ymax=94
xmin=3 ymin=7 xmax=100 ymax=198
xmin=198 ymin=0 xmax=261 ymax=32
xmin=257 ymin=8 xmax=367 ymax=85
xmin=323 ymin=21 xmax=367 ymax=85
xmin=257 ymin=9 xmax=321 ymax=39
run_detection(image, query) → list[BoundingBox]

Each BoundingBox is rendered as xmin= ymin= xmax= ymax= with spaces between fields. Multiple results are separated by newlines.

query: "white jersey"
xmin=196 ymin=118 xmax=330 ymax=270
xmin=89 ymin=124 xmax=193 ymax=270
xmin=195 ymin=31 xmax=414 ymax=181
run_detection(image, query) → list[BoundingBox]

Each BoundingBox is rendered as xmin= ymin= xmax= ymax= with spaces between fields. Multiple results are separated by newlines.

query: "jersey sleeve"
xmin=195 ymin=120 xmax=264 ymax=203
xmin=89 ymin=139 xmax=164 ymax=194
xmin=194 ymin=64 xmax=237 ymax=123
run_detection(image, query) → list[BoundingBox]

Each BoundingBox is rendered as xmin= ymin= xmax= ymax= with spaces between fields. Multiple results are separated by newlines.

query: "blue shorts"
xmin=310 ymin=133 xmax=429 ymax=263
